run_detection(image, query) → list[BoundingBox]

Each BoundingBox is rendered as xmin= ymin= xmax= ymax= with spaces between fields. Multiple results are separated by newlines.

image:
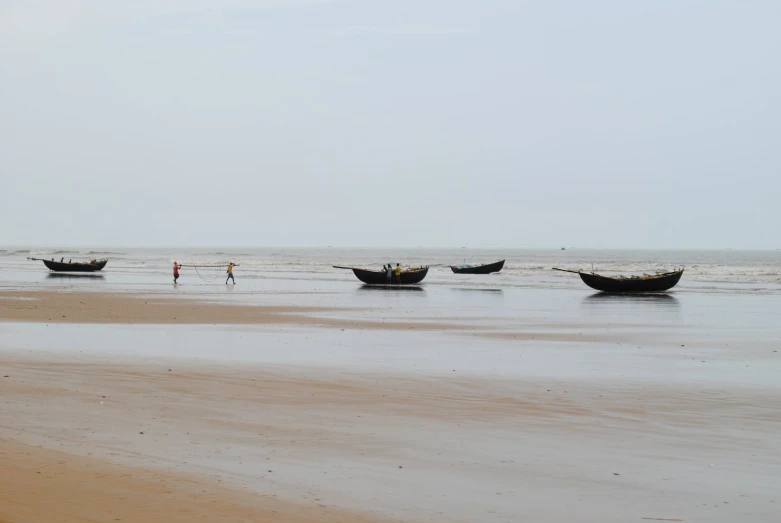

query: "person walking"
xmin=226 ymin=262 xmax=236 ymax=284
xmin=173 ymin=261 xmax=182 ymax=284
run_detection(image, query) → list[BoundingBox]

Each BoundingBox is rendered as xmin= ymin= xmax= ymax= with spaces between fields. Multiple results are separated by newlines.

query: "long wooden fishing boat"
xmin=450 ymin=260 xmax=505 ymax=274
xmin=334 ymin=266 xmax=429 ymax=285
xmin=29 ymin=257 xmax=108 ymax=273
xmin=552 ymin=267 xmax=683 ymax=293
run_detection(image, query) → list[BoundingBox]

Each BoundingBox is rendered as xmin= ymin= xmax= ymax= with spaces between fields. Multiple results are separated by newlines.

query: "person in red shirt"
xmin=173 ymin=261 xmax=182 ymax=284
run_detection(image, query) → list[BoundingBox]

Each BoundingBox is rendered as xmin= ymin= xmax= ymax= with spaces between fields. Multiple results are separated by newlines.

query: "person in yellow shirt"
xmin=394 ymin=263 xmax=402 ymax=283
xmin=226 ymin=263 xmax=235 ymax=284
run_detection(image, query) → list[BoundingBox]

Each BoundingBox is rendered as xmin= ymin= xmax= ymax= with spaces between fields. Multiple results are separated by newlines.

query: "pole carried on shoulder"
xmin=180 ymin=263 xmax=241 ymax=268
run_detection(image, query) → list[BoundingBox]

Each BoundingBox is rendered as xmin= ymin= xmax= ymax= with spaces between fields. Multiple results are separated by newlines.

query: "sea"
xmin=1 ymin=247 xmax=780 ymax=294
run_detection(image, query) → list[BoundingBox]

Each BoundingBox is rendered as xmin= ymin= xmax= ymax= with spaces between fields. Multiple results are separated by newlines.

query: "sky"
xmin=0 ymin=0 xmax=779 ymax=249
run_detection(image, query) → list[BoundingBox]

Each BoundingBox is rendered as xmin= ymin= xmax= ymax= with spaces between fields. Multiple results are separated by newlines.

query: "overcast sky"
xmin=1 ymin=1 xmax=778 ymax=249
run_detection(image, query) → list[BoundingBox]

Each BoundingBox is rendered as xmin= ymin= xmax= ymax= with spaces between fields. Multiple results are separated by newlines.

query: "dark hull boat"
xmin=33 ymin=258 xmax=108 ymax=273
xmin=351 ymin=267 xmax=429 ymax=285
xmin=553 ymin=268 xmax=683 ymax=293
xmin=451 ymin=260 xmax=505 ymax=274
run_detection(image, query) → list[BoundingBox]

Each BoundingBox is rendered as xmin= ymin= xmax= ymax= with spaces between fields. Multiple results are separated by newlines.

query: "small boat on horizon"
xmin=450 ymin=260 xmax=505 ymax=274
xmin=552 ymin=267 xmax=683 ymax=293
xmin=29 ymin=257 xmax=108 ymax=273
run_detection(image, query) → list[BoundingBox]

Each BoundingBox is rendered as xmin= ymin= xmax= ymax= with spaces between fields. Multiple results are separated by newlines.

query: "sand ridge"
xmin=0 ymin=290 xmax=662 ymax=344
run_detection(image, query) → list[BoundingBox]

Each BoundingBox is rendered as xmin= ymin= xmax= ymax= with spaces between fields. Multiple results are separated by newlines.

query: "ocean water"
xmin=1 ymin=247 xmax=780 ymax=294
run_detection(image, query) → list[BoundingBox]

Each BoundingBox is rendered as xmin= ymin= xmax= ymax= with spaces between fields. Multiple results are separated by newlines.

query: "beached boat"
xmin=29 ymin=257 xmax=108 ymax=273
xmin=335 ymin=266 xmax=429 ymax=285
xmin=450 ymin=260 xmax=505 ymax=274
xmin=552 ymin=268 xmax=683 ymax=293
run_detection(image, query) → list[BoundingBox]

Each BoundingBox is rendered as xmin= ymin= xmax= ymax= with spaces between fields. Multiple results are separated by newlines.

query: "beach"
xmin=2 ymin=437 xmax=385 ymax=523
xmin=2 ymin=248 xmax=781 ymax=522
xmin=4 ymin=0 xmax=779 ymax=519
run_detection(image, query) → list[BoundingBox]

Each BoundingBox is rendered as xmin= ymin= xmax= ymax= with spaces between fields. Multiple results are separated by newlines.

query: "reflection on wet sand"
xmin=46 ymin=273 xmax=105 ymax=280
xmin=451 ymin=287 xmax=504 ymax=295
xmin=357 ymin=284 xmax=425 ymax=292
xmin=582 ymin=292 xmax=680 ymax=314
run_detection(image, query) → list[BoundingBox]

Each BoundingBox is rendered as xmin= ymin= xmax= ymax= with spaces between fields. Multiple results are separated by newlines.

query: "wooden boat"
xmin=29 ymin=257 xmax=108 ymax=273
xmin=450 ymin=260 xmax=505 ymax=274
xmin=552 ymin=268 xmax=683 ymax=293
xmin=334 ymin=266 xmax=429 ymax=285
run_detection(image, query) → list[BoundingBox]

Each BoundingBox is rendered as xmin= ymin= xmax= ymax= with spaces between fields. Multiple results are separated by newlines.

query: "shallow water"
xmin=2 ymin=247 xmax=781 ymax=292
xmin=2 ymin=285 xmax=779 ymax=387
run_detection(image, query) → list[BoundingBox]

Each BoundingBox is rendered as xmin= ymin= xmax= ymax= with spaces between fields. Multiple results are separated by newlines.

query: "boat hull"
xmin=352 ymin=267 xmax=429 ymax=285
xmin=450 ymin=260 xmax=505 ymax=274
xmin=579 ymin=270 xmax=683 ymax=293
xmin=42 ymin=259 xmax=108 ymax=273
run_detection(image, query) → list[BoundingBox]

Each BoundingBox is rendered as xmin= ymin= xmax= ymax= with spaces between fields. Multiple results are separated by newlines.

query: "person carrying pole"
xmin=226 ymin=262 xmax=236 ymax=284
xmin=173 ymin=261 xmax=182 ymax=284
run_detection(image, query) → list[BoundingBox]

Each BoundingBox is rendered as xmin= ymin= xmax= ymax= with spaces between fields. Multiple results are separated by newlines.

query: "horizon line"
xmin=2 ymin=245 xmax=779 ymax=252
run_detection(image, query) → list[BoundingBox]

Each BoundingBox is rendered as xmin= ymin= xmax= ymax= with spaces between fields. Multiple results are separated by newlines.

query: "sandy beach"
xmin=2 ymin=276 xmax=781 ymax=522
xmin=2 ymin=351 xmax=780 ymax=522
xmin=0 ymin=290 xmax=347 ymax=325
xmin=1 ymin=438 xmax=386 ymax=523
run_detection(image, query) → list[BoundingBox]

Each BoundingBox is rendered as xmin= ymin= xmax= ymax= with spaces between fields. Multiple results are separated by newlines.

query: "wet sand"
xmin=2 ymin=283 xmax=781 ymax=521
xmin=0 ymin=289 xmax=481 ymax=331
xmin=0 ymin=290 xmax=345 ymax=325
xmin=2 ymin=353 xmax=780 ymax=522
xmin=1 ymin=439 xmax=386 ymax=523
xmin=0 ymin=290 xmax=675 ymax=344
